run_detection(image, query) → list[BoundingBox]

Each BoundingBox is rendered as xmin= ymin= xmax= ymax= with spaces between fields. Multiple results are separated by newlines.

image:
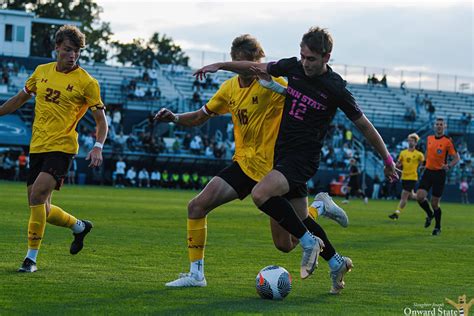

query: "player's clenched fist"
xmin=154 ymin=108 xmax=178 ymax=123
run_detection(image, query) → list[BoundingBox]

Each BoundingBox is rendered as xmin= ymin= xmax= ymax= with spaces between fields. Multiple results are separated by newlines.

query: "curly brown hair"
xmin=230 ymin=34 xmax=265 ymax=61
xmin=55 ymin=25 xmax=85 ymax=49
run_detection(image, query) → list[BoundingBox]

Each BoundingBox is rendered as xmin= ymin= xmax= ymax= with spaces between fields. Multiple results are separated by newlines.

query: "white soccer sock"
xmin=328 ymin=253 xmax=345 ymax=271
xmin=311 ymin=200 xmax=325 ymax=216
xmin=71 ymin=220 xmax=85 ymax=234
xmin=190 ymin=259 xmax=204 ymax=280
xmin=26 ymin=249 xmax=38 ymax=263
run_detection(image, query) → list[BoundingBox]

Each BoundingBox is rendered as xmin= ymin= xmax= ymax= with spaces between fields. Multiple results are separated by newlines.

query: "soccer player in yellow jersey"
xmin=0 ymin=25 xmax=108 ymax=272
xmin=156 ymin=35 xmax=348 ymax=289
xmin=389 ymin=133 xmax=424 ymax=220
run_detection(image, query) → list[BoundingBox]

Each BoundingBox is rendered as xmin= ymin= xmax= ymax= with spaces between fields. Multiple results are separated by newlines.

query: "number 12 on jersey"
xmin=289 ymin=99 xmax=306 ymax=120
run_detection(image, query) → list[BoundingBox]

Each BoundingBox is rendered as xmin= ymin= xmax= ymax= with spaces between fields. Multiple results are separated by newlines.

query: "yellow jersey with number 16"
xmin=203 ymin=76 xmax=286 ymax=181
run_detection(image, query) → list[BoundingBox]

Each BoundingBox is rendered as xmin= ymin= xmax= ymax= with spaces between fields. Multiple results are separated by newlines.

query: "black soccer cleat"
xmin=70 ymin=220 xmax=93 ymax=255
xmin=18 ymin=258 xmax=37 ymax=273
xmin=388 ymin=213 xmax=399 ymax=220
xmin=424 ymin=215 xmax=434 ymax=228
xmin=432 ymin=228 xmax=441 ymax=236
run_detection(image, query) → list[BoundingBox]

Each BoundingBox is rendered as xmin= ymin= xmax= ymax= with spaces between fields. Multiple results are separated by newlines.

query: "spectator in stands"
xmin=380 ymin=75 xmax=387 ymax=88
xmin=2 ymin=68 xmax=9 ymax=85
xmin=190 ymin=135 xmax=203 ymax=155
xmin=371 ymin=175 xmax=381 ymax=199
xmin=114 ymin=131 xmax=127 ymax=153
xmin=126 ymin=131 xmax=139 ymax=151
xmin=213 ymin=142 xmax=226 ymax=158
xmin=459 ymin=177 xmax=469 ymax=204
xmin=404 ymin=106 xmax=416 ymax=122
xmin=400 ymin=81 xmax=406 ymax=91
xmin=191 ymin=172 xmax=200 ymax=190
xmin=3 ymin=152 xmax=14 ymax=180
xmin=344 ymin=127 xmax=353 ymax=146
xmin=191 ymin=91 xmax=202 ymax=109
xmin=192 ymin=77 xmax=201 ymax=92
xmin=368 ymin=74 xmax=379 ymax=85
xmin=172 ymin=138 xmax=181 ymax=154
xmin=18 ymin=151 xmax=28 ymax=181
xmin=414 ymin=93 xmax=423 ymax=114
xmin=138 ymin=167 xmax=150 ymax=188
xmin=67 ymin=157 xmax=77 ymax=185
xmin=112 ymin=109 xmax=122 ymax=132
xmin=149 ymin=69 xmax=158 ymax=85
xmin=0 ymin=152 xmax=5 ymax=179
xmin=204 ymin=143 xmax=214 ymax=157
xmin=427 ymin=102 xmax=436 ymax=122
xmin=151 ymin=169 xmax=161 ymax=187
xmin=460 ymin=112 xmax=472 ymax=133
xmin=181 ymin=171 xmax=192 ymax=189
xmin=171 ymin=172 xmax=181 ymax=188
xmin=161 ymin=169 xmax=170 ymax=188
xmin=204 ymin=75 xmax=213 ymax=90
xmin=182 ymin=133 xmax=192 ymax=150
xmin=115 ymin=158 xmax=126 ymax=188
xmin=154 ymin=86 xmax=162 ymax=99
xmin=126 ymin=166 xmax=137 ymax=187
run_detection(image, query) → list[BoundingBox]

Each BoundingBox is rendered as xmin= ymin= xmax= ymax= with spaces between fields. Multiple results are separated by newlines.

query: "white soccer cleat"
xmin=330 ymin=257 xmax=353 ymax=294
xmin=300 ymin=235 xmax=325 ymax=279
xmin=165 ymin=273 xmax=207 ymax=287
xmin=314 ymin=192 xmax=349 ymax=228
xmin=341 ymin=200 xmax=349 ymax=204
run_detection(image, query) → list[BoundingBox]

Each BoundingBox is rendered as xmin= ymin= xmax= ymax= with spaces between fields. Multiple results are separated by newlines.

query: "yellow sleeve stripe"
xmin=90 ymin=104 xmax=106 ymax=111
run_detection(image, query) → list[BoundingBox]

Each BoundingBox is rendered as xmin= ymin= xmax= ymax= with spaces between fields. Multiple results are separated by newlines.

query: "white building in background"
xmin=0 ymin=9 xmax=80 ymax=58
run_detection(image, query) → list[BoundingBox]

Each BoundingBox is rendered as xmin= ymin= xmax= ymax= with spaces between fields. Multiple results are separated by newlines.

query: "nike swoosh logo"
xmin=291 ymin=76 xmax=300 ymax=80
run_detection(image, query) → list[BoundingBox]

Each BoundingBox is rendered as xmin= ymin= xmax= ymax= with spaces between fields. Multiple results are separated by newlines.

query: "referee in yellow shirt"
xmin=389 ymin=133 xmax=424 ymax=220
xmin=0 ymin=25 xmax=108 ymax=272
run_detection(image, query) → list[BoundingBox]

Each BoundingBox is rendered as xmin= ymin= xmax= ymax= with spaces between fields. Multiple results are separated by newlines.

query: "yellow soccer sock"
xmin=187 ymin=217 xmax=207 ymax=262
xmin=28 ymin=204 xmax=47 ymax=250
xmin=308 ymin=206 xmax=319 ymax=221
xmin=47 ymin=204 xmax=77 ymax=228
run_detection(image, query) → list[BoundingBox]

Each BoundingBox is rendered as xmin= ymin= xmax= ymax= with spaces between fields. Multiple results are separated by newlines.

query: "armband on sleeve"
xmin=258 ymin=79 xmax=286 ymax=95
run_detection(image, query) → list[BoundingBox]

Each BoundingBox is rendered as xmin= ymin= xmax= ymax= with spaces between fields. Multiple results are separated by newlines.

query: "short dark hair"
xmin=55 ymin=25 xmax=85 ymax=49
xmin=230 ymin=34 xmax=265 ymax=61
xmin=436 ymin=117 xmax=445 ymax=122
xmin=301 ymin=27 xmax=333 ymax=56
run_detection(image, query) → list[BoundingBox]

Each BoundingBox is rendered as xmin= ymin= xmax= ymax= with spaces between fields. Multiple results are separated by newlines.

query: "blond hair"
xmin=408 ymin=133 xmax=420 ymax=142
xmin=230 ymin=34 xmax=265 ymax=61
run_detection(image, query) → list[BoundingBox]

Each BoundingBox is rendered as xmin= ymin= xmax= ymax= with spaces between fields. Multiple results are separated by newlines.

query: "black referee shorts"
xmin=418 ymin=169 xmax=446 ymax=198
xmin=27 ymin=152 xmax=74 ymax=190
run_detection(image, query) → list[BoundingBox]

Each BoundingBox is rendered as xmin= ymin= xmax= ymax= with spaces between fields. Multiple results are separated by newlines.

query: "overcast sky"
xmin=96 ymin=0 xmax=473 ymax=78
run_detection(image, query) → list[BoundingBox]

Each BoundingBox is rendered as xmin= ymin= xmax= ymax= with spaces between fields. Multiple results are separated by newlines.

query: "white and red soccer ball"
xmin=256 ymin=265 xmax=292 ymax=300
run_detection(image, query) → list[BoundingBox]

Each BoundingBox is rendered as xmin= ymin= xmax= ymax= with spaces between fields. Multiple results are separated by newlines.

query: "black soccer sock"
xmin=418 ymin=199 xmax=434 ymax=218
xmin=258 ymin=196 xmax=307 ymax=239
xmin=345 ymin=192 xmax=350 ymax=200
xmin=303 ymin=217 xmax=336 ymax=261
xmin=433 ymin=207 xmax=442 ymax=229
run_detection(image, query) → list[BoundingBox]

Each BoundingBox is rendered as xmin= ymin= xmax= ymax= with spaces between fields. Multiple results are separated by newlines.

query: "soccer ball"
xmin=256 ymin=265 xmax=292 ymax=300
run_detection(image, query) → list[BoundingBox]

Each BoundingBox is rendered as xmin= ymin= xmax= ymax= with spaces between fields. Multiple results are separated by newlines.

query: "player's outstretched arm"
xmin=194 ymin=62 xmax=268 ymax=80
xmin=0 ymin=90 xmax=31 ymax=117
xmin=154 ymin=107 xmax=210 ymax=127
xmin=86 ymin=109 xmax=108 ymax=168
xmin=353 ymin=114 xmax=399 ymax=181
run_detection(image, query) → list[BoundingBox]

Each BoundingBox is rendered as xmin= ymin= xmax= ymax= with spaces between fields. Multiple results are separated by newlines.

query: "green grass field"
xmin=0 ymin=181 xmax=473 ymax=315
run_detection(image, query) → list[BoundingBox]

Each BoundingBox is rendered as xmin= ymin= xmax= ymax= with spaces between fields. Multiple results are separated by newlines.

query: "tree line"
xmin=2 ymin=0 xmax=189 ymax=67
